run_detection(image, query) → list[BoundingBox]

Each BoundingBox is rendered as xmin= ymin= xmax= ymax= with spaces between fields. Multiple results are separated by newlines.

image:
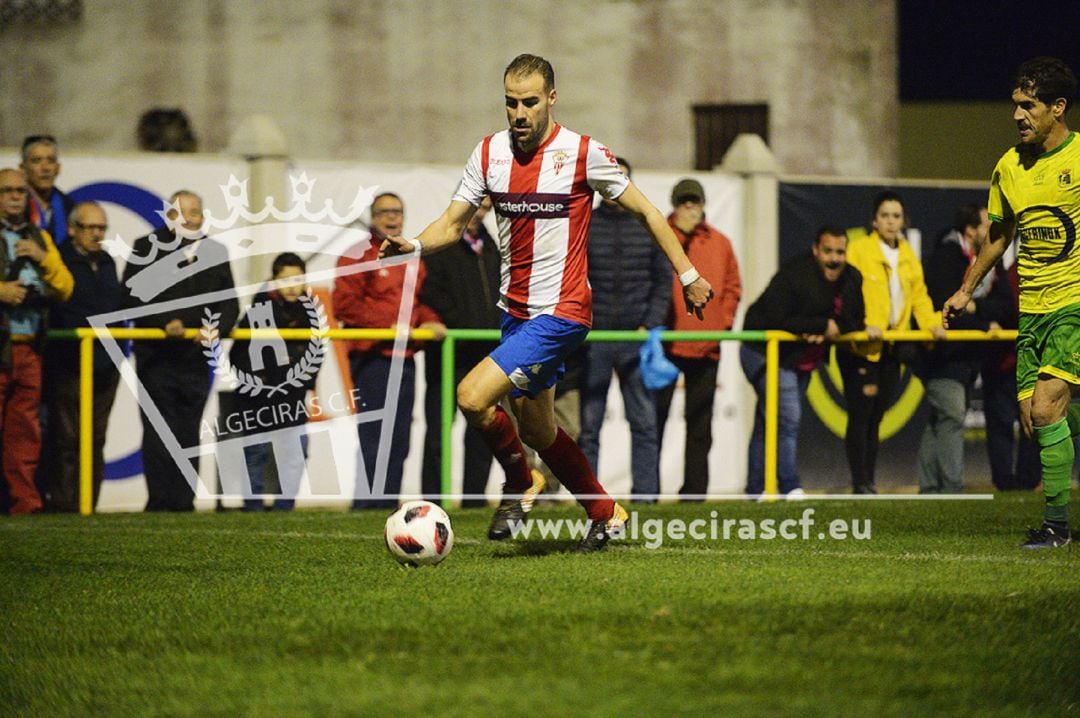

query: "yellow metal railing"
xmin=55 ymin=327 xmax=1017 ymax=514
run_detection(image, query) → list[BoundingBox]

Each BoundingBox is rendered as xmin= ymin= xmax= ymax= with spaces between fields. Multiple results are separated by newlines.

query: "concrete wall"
xmin=898 ymin=102 xmax=1018 ymax=181
xmin=1 ymin=0 xmax=896 ymax=176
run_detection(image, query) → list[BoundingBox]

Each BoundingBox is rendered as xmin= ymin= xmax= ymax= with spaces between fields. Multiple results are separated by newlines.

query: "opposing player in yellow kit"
xmin=944 ymin=56 xmax=1080 ymax=549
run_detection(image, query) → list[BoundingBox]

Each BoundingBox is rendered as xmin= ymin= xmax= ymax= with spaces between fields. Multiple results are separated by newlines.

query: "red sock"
xmin=538 ymin=428 xmax=614 ymax=520
xmin=478 ymin=406 xmax=533 ymax=494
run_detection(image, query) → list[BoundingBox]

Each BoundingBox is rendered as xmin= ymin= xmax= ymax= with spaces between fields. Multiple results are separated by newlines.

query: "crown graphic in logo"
xmin=109 ymin=173 xmax=380 ymax=302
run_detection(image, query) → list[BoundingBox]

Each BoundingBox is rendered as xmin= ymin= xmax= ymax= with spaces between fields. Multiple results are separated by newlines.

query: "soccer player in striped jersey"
xmin=944 ymin=57 xmax=1080 ymax=549
xmin=381 ymin=54 xmax=713 ymax=552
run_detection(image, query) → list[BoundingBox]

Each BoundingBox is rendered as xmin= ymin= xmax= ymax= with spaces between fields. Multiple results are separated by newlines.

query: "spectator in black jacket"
xmin=419 ymin=197 xmax=501 ymax=506
xmin=42 ymin=202 xmax=123 ymax=511
xmin=918 ymin=205 xmax=1015 ymax=493
xmin=228 ymin=253 xmax=321 ymax=511
xmin=123 ymin=190 xmax=238 ymax=512
xmin=578 ymin=157 xmax=670 ymax=502
xmin=740 ymin=226 xmax=865 ymax=497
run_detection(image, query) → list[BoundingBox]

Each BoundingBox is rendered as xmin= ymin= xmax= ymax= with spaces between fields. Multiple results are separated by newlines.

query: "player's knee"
xmin=456 ymin=382 xmax=488 ymax=419
xmin=1029 ymin=402 xmax=1063 ymax=429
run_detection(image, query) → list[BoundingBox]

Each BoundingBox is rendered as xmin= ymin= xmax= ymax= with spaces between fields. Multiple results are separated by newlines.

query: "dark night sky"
xmin=899 ymin=0 xmax=1080 ymax=101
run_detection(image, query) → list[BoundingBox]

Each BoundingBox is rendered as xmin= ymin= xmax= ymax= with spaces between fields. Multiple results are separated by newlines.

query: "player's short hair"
xmin=271 ymin=252 xmax=305 ymax=277
xmin=952 ymin=204 xmax=986 ymax=234
xmin=504 ymin=54 xmax=555 ymax=92
xmin=615 ymin=156 xmax=632 ymax=178
xmin=20 ymin=134 xmax=57 ymax=163
xmin=815 ymin=225 xmax=847 ymax=245
xmin=1015 ymin=57 xmax=1078 ymax=112
xmin=872 ymin=190 xmax=904 ymax=217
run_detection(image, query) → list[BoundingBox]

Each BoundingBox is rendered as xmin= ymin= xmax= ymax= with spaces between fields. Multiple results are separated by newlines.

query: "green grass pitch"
xmin=2 ymin=494 xmax=1077 ymax=717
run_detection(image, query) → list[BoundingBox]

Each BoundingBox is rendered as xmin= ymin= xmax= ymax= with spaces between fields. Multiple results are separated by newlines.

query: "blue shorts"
xmin=490 ymin=313 xmax=590 ymax=398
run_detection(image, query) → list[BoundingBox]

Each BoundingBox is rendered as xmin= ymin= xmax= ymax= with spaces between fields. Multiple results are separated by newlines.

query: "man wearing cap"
xmin=656 ymin=178 xmax=742 ymax=500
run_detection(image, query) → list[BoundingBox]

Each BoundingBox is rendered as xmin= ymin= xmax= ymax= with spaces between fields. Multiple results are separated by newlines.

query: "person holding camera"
xmin=0 ymin=168 xmax=73 ymax=514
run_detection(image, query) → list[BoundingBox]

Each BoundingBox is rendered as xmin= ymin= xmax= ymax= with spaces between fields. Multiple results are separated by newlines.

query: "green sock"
xmin=1067 ymin=403 xmax=1080 ymax=437
xmin=1035 ymin=418 xmax=1072 ymax=525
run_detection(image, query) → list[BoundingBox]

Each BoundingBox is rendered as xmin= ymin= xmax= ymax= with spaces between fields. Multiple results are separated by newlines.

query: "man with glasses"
xmin=0 ymin=168 xmax=73 ymax=514
xmin=333 ymin=192 xmax=445 ymax=508
xmin=42 ymin=202 xmax=123 ymax=512
xmin=20 ymin=135 xmax=74 ymax=246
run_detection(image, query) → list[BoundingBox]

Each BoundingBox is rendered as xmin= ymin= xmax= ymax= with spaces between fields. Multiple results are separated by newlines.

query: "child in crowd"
xmin=228 ymin=253 xmax=322 ymax=510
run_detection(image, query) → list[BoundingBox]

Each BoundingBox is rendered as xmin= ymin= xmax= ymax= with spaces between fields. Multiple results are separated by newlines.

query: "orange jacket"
xmin=665 ymin=216 xmax=742 ymax=361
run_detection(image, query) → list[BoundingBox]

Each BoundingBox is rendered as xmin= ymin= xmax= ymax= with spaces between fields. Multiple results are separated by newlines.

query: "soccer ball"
xmin=384 ymin=500 xmax=454 ymax=567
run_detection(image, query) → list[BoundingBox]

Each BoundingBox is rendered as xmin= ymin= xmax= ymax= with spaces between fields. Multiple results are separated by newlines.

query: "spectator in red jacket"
xmin=656 ymin=178 xmax=742 ymax=500
xmin=332 ymin=192 xmax=445 ymax=508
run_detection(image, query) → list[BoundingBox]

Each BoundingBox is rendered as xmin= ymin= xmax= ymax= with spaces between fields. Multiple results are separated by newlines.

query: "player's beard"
xmin=511 ymin=125 xmax=533 ymax=151
xmin=511 ymin=117 xmax=548 ymax=152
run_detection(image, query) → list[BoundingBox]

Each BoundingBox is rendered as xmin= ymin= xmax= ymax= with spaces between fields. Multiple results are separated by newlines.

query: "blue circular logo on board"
xmin=70 ymin=181 xmax=165 ymax=480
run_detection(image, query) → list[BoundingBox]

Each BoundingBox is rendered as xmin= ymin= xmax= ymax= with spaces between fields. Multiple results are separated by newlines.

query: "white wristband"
xmin=679 ymin=267 xmax=700 ymax=287
xmin=412 ymin=238 xmax=424 ymax=256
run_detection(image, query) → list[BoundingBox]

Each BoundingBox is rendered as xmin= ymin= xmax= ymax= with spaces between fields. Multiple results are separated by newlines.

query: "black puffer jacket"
xmin=586 ymin=202 xmax=670 ymax=330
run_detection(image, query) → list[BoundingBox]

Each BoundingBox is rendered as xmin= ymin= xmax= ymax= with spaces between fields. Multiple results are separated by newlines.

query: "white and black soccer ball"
xmin=384 ymin=500 xmax=454 ymax=567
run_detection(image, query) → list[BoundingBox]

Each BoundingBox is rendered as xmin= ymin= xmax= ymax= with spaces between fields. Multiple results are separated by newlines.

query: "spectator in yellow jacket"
xmin=0 ymin=167 xmax=74 ymax=514
xmin=838 ymin=190 xmax=944 ymax=493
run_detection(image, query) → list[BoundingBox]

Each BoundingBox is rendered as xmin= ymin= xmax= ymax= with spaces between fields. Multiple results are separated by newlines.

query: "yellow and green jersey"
xmin=988 ymin=131 xmax=1080 ymax=313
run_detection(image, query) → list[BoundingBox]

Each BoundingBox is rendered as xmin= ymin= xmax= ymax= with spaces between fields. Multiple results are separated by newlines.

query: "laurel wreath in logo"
xmin=200 ymin=293 xmax=329 ymax=397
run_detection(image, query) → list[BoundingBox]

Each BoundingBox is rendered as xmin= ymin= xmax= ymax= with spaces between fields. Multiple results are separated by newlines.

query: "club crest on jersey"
xmin=1060 ymin=169 xmax=1073 ymax=188
xmin=552 ymin=150 xmax=570 ymax=175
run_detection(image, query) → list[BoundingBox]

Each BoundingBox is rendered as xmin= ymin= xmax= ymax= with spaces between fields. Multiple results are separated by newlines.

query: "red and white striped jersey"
xmin=452 ymin=124 xmax=629 ymax=327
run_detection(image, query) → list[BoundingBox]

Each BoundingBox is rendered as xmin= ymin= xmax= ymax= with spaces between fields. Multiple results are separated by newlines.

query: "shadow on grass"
xmin=491 ymin=540 xmax=580 ymax=557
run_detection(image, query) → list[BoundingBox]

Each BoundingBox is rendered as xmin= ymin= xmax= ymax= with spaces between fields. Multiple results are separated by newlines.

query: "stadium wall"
xmin=1 ymin=0 xmax=897 ymax=177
